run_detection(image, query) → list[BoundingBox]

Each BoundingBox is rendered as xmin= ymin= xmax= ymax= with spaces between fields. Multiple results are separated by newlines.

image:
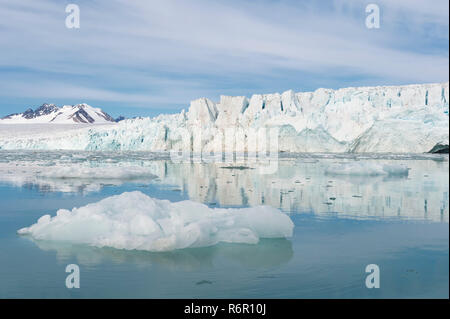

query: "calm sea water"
xmin=0 ymin=151 xmax=448 ymax=298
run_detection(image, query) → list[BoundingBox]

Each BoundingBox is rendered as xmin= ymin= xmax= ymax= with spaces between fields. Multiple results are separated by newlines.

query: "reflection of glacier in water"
xmin=158 ymin=157 xmax=449 ymax=222
xmin=0 ymin=150 xmax=448 ymax=222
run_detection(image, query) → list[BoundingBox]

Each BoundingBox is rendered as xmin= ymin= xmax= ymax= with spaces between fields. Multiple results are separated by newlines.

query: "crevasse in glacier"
xmin=0 ymin=82 xmax=448 ymax=153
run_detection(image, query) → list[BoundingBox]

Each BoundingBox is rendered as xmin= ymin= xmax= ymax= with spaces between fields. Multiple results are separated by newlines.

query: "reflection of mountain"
xmin=29 ymin=238 xmax=293 ymax=270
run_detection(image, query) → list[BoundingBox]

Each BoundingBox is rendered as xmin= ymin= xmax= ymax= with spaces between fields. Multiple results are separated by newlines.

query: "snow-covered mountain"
xmin=0 ymin=82 xmax=448 ymax=153
xmin=0 ymin=103 xmax=115 ymax=124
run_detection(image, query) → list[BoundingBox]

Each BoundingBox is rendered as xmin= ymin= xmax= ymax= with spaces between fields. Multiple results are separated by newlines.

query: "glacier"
xmin=17 ymin=191 xmax=294 ymax=252
xmin=0 ymin=82 xmax=448 ymax=153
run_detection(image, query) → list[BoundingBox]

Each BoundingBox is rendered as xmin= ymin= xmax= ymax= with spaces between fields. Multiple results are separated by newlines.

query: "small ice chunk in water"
xmin=17 ymin=191 xmax=294 ymax=252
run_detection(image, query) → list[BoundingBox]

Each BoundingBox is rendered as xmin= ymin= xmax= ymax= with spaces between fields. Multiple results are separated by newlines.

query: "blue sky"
xmin=0 ymin=0 xmax=448 ymax=118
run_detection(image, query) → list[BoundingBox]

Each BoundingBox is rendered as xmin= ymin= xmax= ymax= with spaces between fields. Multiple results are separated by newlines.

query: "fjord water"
xmin=0 ymin=151 xmax=448 ymax=298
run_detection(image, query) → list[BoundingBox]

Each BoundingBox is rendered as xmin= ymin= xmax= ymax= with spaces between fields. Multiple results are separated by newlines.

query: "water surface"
xmin=0 ymin=151 xmax=448 ymax=298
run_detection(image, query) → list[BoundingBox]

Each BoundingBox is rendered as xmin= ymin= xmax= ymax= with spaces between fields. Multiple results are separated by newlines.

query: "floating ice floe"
xmin=37 ymin=166 xmax=158 ymax=180
xmin=324 ymin=162 xmax=410 ymax=176
xmin=18 ymin=191 xmax=294 ymax=252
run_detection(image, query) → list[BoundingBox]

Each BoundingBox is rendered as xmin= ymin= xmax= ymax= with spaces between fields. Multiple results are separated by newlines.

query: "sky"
xmin=0 ymin=0 xmax=448 ymax=118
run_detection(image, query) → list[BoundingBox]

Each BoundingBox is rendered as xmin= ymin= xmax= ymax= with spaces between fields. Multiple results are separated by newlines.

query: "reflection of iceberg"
xmin=0 ymin=171 xmax=157 ymax=194
xmin=324 ymin=162 xmax=409 ymax=176
xmin=30 ymin=166 xmax=158 ymax=193
xmin=28 ymin=238 xmax=293 ymax=270
xmin=18 ymin=191 xmax=294 ymax=252
xmin=37 ymin=166 xmax=158 ymax=180
xmin=0 ymin=152 xmax=162 ymax=193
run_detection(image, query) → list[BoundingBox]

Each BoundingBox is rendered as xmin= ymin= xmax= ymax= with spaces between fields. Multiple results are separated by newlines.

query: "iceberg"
xmin=0 ymin=82 xmax=448 ymax=153
xmin=17 ymin=191 xmax=294 ymax=251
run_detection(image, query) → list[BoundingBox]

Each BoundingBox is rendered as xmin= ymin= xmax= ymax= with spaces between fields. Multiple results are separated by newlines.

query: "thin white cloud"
xmin=0 ymin=77 xmax=229 ymax=109
xmin=0 ymin=0 xmax=448 ymax=109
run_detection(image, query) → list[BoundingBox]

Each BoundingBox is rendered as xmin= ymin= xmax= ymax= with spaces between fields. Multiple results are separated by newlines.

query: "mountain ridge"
xmin=1 ymin=103 xmax=116 ymax=124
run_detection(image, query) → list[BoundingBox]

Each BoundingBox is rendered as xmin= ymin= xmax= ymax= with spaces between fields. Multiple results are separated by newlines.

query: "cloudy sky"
xmin=0 ymin=0 xmax=448 ymax=118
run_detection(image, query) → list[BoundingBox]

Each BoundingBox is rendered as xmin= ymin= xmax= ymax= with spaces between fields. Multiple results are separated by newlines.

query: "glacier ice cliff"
xmin=0 ymin=82 xmax=448 ymax=153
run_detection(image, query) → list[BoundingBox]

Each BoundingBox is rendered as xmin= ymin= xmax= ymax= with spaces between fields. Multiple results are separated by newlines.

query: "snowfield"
xmin=17 ymin=191 xmax=294 ymax=251
xmin=1 ymin=82 xmax=448 ymax=153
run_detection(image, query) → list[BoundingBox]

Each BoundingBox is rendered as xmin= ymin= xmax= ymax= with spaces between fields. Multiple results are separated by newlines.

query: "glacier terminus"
xmin=0 ymin=82 xmax=448 ymax=154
